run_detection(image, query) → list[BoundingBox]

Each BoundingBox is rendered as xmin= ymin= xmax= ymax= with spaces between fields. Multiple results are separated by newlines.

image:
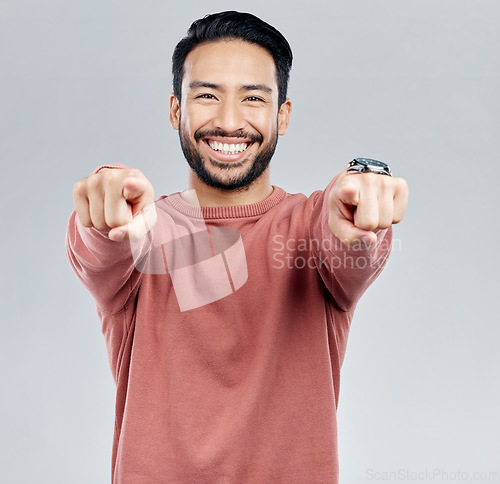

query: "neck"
xmin=181 ymin=169 xmax=273 ymax=207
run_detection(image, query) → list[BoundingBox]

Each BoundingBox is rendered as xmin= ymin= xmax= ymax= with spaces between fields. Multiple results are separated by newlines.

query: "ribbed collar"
xmin=165 ymin=186 xmax=286 ymax=220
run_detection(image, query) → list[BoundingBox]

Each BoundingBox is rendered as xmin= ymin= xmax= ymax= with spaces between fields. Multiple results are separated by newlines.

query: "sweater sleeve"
xmin=65 ymin=211 xmax=143 ymax=314
xmin=308 ymin=176 xmax=392 ymax=312
xmin=65 ymin=164 xmax=144 ymax=314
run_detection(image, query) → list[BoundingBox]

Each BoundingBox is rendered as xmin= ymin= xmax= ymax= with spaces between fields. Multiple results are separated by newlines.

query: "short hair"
xmin=172 ymin=11 xmax=293 ymax=107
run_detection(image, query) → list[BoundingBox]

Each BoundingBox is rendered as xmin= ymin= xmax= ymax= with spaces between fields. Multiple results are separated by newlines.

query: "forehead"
xmin=182 ymin=40 xmax=278 ymax=91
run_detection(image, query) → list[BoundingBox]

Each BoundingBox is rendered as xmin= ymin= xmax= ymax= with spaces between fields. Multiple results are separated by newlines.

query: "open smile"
xmin=203 ymin=137 xmax=255 ymax=162
xmin=207 ymin=140 xmax=250 ymax=155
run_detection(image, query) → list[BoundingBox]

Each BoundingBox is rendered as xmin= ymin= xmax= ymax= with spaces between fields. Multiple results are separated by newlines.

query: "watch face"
xmin=349 ymin=158 xmax=392 ymax=176
xmin=354 ymin=158 xmax=388 ymax=169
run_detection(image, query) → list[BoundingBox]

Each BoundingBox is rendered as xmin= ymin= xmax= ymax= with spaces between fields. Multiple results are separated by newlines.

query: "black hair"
xmin=172 ymin=11 xmax=293 ymax=107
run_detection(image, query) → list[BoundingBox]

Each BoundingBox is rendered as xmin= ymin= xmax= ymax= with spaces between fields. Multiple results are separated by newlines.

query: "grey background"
xmin=1 ymin=0 xmax=499 ymax=483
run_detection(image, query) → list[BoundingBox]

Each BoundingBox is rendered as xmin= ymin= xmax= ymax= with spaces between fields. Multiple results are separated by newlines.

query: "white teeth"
xmin=208 ymin=141 xmax=249 ymax=154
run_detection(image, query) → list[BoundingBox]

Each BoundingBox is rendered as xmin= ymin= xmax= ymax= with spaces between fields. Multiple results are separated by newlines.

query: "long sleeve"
xmin=309 ymin=176 xmax=392 ymax=311
xmin=65 ymin=211 xmax=142 ymax=314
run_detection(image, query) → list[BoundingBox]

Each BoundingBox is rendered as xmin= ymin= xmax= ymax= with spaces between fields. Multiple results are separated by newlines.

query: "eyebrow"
xmin=240 ymin=84 xmax=273 ymax=94
xmin=189 ymin=81 xmax=219 ymax=90
xmin=188 ymin=81 xmax=273 ymax=94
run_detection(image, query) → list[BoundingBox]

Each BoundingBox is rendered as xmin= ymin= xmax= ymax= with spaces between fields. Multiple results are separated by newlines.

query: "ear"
xmin=169 ymin=94 xmax=180 ymax=130
xmin=277 ymin=98 xmax=292 ymax=136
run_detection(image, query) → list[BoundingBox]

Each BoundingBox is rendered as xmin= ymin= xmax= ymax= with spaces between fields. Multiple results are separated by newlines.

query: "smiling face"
xmin=170 ymin=39 xmax=291 ymax=192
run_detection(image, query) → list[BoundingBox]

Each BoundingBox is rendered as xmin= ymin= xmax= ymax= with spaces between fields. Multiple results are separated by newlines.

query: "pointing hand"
xmin=73 ymin=168 xmax=157 ymax=242
xmin=328 ymin=167 xmax=409 ymax=246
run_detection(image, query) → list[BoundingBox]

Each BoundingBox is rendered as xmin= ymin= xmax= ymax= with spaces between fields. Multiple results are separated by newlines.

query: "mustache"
xmin=194 ymin=129 xmax=263 ymax=144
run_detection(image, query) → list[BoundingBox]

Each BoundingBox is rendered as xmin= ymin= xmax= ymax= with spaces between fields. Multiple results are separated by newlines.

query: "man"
xmin=67 ymin=11 xmax=408 ymax=483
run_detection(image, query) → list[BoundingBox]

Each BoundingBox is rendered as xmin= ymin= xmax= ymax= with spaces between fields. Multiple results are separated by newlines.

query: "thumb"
xmin=108 ymin=202 xmax=157 ymax=242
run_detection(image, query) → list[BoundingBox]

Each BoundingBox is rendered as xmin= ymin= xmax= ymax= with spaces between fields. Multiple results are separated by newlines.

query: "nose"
xmin=213 ymin=100 xmax=246 ymax=134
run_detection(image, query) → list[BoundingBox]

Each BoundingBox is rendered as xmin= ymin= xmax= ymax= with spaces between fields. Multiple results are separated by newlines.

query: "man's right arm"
xmin=66 ymin=166 xmax=157 ymax=312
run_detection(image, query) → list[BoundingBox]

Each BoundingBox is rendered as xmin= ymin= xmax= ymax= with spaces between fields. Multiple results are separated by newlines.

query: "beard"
xmin=178 ymin=122 xmax=279 ymax=191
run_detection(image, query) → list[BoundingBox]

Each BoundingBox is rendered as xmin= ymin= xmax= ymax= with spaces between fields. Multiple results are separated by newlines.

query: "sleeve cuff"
xmin=92 ymin=163 xmax=129 ymax=175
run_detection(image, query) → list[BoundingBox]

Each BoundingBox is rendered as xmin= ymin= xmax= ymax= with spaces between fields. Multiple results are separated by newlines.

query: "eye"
xmin=196 ymin=93 xmax=216 ymax=100
xmin=245 ymin=96 xmax=265 ymax=102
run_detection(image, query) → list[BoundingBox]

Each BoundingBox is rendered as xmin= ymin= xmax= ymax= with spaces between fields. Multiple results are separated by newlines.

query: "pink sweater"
xmin=66 ymin=177 xmax=391 ymax=483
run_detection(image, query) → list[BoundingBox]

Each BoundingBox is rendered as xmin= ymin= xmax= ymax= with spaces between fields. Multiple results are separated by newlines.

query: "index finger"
xmin=104 ymin=189 xmax=133 ymax=228
xmin=354 ymin=182 xmax=379 ymax=232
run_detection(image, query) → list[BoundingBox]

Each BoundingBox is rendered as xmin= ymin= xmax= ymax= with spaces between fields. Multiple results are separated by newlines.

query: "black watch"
xmin=347 ymin=158 xmax=392 ymax=177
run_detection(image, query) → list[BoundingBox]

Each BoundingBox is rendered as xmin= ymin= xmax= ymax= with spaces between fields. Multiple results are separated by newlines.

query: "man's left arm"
xmin=308 ymin=164 xmax=408 ymax=312
xmin=328 ymin=166 xmax=409 ymax=247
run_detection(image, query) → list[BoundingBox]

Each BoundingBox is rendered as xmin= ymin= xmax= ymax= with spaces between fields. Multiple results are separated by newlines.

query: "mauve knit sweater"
xmin=66 ymin=175 xmax=391 ymax=483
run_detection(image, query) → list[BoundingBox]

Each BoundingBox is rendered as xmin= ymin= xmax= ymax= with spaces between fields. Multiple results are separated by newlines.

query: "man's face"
xmin=170 ymin=40 xmax=291 ymax=191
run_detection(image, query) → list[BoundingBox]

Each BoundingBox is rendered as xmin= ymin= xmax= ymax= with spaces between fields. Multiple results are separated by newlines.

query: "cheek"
xmin=182 ymin=107 xmax=213 ymax=137
xmin=180 ymin=116 xmax=197 ymax=139
xmin=250 ymin=111 xmax=277 ymax=137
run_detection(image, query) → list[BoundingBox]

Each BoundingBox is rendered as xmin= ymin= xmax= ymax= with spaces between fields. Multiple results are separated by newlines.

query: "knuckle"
xmin=380 ymin=217 xmax=393 ymax=228
xmin=106 ymin=214 xmax=128 ymax=228
xmin=377 ymin=174 xmax=392 ymax=190
xmin=89 ymin=214 xmax=106 ymax=230
xmin=87 ymin=173 xmax=103 ymax=191
xmin=73 ymin=180 xmax=87 ymax=199
xmin=362 ymin=173 xmax=379 ymax=185
xmin=396 ymin=176 xmax=409 ymax=194
xmin=91 ymin=214 xmax=108 ymax=230
xmin=357 ymin=217 xmax=378 ymax=231
xmin=97 ymin=167 xmax=126 ymax=187
xmin=101 ymin=169 xmax=122 ymax=187
xmin=363 ymin=222 xmax=378 ymax=231
xmin=76 ymin=212 xmax=92 ymax=227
